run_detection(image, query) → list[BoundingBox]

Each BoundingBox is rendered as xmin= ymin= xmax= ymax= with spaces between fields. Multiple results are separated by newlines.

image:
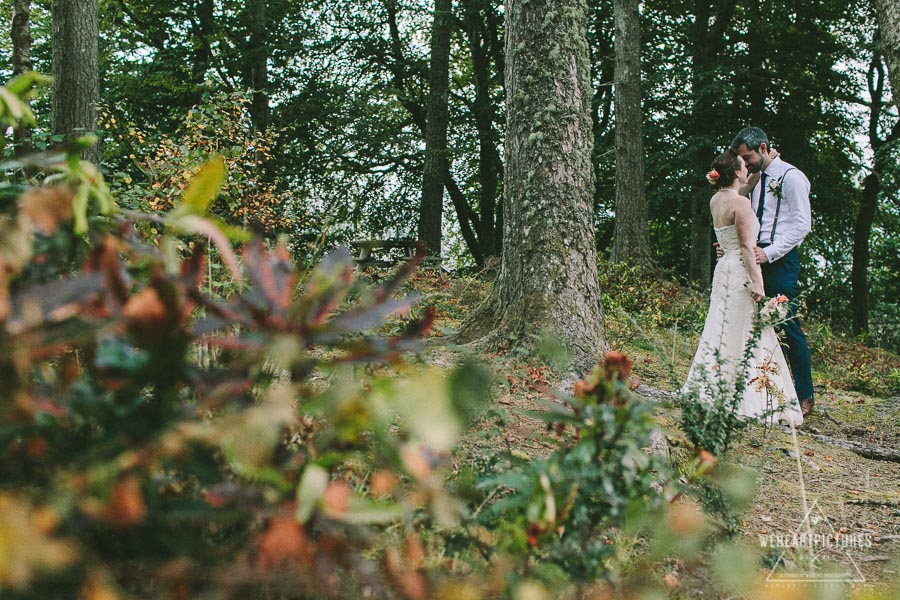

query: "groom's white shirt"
xmin=750 ymin=156 xmax=811 ymax=263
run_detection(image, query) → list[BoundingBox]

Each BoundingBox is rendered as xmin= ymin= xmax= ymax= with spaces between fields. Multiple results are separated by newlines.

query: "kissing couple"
xmin=682 ymin=127 xmax=814 ymax=426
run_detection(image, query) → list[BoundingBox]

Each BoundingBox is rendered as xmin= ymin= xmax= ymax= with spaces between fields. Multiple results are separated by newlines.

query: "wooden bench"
xmin=349 ymin=239 xmax=443 ymax=271
xmin=350 ymin=239 xmax=420 ymax=269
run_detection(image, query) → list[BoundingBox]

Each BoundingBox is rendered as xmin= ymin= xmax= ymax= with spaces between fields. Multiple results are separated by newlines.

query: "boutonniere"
xmin=768 ymin=176 xmax=785 ymax=199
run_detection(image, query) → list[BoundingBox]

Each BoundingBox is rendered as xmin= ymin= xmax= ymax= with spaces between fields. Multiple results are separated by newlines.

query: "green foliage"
xmin=465 ymin=352 xmax=674 ymax=585
xmin=807 ymin=324 xmax=900 ymax=397
xmin=102 ymin=90 xmax=302 ymax=238
xmin=0 ymin=106 xmax=472 ymax=596
xmin=598 ymin=260 xmax=707 ymax=333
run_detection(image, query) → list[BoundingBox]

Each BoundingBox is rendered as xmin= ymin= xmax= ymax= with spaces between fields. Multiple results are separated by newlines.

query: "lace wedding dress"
xmin=682 ymin=223 xmax=804 ymax=426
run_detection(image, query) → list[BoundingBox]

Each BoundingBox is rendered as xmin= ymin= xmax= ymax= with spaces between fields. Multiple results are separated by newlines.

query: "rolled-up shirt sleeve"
xmin=763 ymin=170 xmax=811 ymax=263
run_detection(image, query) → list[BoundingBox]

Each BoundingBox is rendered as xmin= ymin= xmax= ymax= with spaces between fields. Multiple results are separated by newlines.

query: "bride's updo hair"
xmin=709 ymin=148 xmax=741 ymax=189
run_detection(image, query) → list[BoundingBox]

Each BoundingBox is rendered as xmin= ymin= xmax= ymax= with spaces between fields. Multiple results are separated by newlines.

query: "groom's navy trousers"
xmin=758 ymin=245 xmax=814 ymax=401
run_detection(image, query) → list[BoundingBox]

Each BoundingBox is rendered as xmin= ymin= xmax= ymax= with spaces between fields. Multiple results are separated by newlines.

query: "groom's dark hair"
xmin=731 ymin=127 xmax=769 ymax=151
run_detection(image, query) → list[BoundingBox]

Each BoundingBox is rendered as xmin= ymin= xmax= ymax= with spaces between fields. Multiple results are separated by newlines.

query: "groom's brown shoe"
xmin=799 ymin=397 xmax=815 ymax=418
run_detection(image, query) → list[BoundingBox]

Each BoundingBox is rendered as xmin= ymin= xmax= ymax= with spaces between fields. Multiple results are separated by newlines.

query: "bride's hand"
xmin=751 ymin=284 xmax=764 ymax=302
xmin=767 ymin=147 xmax=780 ymax=160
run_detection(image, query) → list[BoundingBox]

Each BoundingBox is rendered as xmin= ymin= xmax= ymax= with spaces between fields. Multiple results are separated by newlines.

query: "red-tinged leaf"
xmin=384 ymin=546 xmax=428 ymax=600
xmin=242 ymin=239 xmax=297 ymax=319
xmin=663 ymin=573 xmax=681 ymax=591
xmin=31 ymin=396 xmax=66 ymax=418
xmin=405 ymin=533 xmax=425 ymax=568
xmin=122 ymin=287 xmax=169 ymax=342
xmin=330 ymin=297 xmax=419 ymax=333
xmin=300 ymin=249 xmax=354 ymax=326
xmin=83 ymin=237 xmax=131 ymax=305
xmin=105 ymin=476 xmax=146 ymax=527
xmin=18 ymin=186 xmax=74 ymax=234
xmin=201 ymin=335 xmax=265 ymax=353
xmin=322 ymin=482 xmax=351 ymax=516
xmin=396 ymin=307 xmax=436 ymax=340
xmin=256 ymin=514 xmax=312 ymax=569
xmin=179 ymin=244 xmax=206 ymax=291
xmin=7 ymin=273 xmax=105 ymax=334
xmin=192 ymin=296 xmax=251 ymax=333
xmin=369 ymin=471 xmax=398 ymax=497
xmin=170 ymin=215 xmax=242 ymax=281
xmin=200 ymin=483 xmax=241 ymax=508
xmin=25 ymin=436 xmax=49 ymax=458
xmin=372 ymin=243 xmax=425 ymax=303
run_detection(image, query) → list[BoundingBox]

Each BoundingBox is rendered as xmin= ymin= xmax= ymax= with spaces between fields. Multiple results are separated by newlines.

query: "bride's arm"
xmin=738 ymin=172 xmax=760 ymax=197
xmin=735 ymin=198 xmax=765 ymax=302
xmin=737 ymin=148 xmax=780 ymax=196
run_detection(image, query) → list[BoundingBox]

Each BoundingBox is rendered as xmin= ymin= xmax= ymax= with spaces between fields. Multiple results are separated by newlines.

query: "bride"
xmin=682 ymin=149 xmax=804 ymax=426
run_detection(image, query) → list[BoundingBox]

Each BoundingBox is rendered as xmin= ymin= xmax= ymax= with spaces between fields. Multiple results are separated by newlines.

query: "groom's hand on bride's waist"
xmin=713 ymin=242 xmax=723 ymax=259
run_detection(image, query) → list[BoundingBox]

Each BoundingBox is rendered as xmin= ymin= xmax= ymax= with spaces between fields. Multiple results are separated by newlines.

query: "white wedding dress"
xmin=682 ymin=223 xmax=804 ymax=426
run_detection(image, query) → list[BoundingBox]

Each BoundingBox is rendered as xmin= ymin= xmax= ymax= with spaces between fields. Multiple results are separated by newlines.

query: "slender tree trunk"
xmin=687 ymin=1 xmax=736 ymax=286
xmin=610 ymin=0 xmax=653 ymax=268
xmin=852 ymin=48 xmax=899 ymax=334
xmin=193 ymin=0 xmax=215 ymax=85
xmin=246 ymin=0 xmax=269 ymax=132
xmin=873 ymin=0 xmax=900 ymax=109
xmin=492 ymin=0 xmax=605 ymax=371
xmin=11 ymin=0 xmax=33 ymax=156
xmin=464 ymin=0 xmax=502 ymax=259
xmin=852 ymin=173 xmax=877 ymax=334
xmin=418 ymin=0 xmax=453 ymax=257
xmin=51 ymin=0 xmax=100 ymax=164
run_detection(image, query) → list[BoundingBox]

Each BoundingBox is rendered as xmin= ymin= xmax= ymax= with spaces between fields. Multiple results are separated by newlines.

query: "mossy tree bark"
xmin=873 ymin=0 xmax=900 ymax=111
xmin=12 ymin=0 xmax=33 ymax=157
xmin=418 ymin=0 xmax=453 ymax=257
xmin=51 ymin=0 xmax=100 ymax=164
xmin=492 ymin=0 xmax=606 ymax=372
xmin=610 ymin=0 xmax=654 ymax=269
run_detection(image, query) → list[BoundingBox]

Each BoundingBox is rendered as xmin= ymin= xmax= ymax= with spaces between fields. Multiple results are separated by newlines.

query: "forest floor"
xmin=399 ymin=267 xmax=900 ymax=598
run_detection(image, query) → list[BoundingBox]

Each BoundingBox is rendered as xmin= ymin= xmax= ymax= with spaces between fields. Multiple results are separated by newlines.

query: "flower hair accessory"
xmin=706 ymin=170 xmax=720 ymax=185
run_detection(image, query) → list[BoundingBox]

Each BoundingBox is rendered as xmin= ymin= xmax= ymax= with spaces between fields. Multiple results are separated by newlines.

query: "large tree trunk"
xmin=11 ymin=0 xmax=33 ymax=157
xmin=610 ymin=0 xmax=653 ymax=268
xmin=418 ymin=0 xmax=453 ymax=257
xmin=873 ymin=0 xmax=900 ymax=109
xmin=51 ymin=0 xmax=100 ymax=164
xmin=492 ymin=0 xmax=605 ymax=372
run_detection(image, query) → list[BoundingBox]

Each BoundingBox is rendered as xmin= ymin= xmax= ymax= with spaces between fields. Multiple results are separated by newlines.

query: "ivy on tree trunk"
xmin=487 ymin=0 xmax=606 ymax=372
xmin=873 ymin=0 xmax=900 ymax=110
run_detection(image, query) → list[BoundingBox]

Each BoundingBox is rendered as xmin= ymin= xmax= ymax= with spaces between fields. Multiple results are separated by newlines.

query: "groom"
xmin=731 ymin=127 xmax=815 ymax=417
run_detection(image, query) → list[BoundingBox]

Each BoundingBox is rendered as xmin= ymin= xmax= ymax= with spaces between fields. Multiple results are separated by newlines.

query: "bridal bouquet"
xmin=758 ymin=294 xmax=790 ymax=326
